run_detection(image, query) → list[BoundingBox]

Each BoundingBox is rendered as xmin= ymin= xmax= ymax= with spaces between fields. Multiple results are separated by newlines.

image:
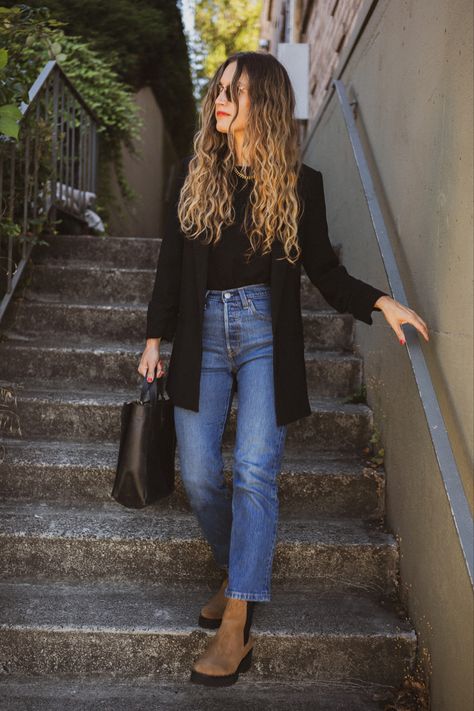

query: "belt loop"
xmin=238 ymin=286 xmax=249 ymax=308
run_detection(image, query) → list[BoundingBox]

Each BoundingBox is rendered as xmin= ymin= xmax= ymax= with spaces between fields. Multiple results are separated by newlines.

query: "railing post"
xmin=0 ymin=60 xmax=101 ymax=325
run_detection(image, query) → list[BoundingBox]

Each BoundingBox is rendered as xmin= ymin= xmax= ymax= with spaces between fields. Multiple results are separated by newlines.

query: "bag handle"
xmin=139 ymin=373 xmax=167 ymax=404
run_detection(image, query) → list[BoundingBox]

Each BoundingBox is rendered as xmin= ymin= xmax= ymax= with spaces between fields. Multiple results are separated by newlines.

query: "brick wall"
xmin=260 ymin=0 xmax=365 ymax=122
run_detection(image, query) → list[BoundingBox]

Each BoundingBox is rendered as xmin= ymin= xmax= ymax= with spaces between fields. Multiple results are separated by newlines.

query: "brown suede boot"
xmin=198 ymin=576 xmax=229 ymax=628
xmin=190 ymin=598 xmax=256 ymax=686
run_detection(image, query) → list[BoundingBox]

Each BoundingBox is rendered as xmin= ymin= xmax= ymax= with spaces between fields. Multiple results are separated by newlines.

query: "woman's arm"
xmin=145 ymin=156 xmax=191 ymax=341
xmin=300 ymin=166 xmax=389 ymax=325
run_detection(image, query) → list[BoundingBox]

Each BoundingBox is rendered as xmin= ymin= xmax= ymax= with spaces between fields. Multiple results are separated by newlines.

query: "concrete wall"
xmin=299 ymin=1 xmax=473 ymax=709
xmin=108 ymin=86 xmax=178 ymax=238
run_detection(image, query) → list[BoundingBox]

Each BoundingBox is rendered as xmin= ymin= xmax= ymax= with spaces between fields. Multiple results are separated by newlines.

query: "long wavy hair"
xmin=177 ymin=51 xmax=304 ymax=265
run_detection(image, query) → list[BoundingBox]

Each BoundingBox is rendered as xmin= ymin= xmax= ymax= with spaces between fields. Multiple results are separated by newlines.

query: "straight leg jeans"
xmin=173 ymin=283 xmax=288 ymax=602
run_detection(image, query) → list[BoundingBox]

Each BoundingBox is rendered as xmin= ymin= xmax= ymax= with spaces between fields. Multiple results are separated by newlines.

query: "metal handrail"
xmin=333 ymin=78 xmax=473 ymax=588
xmin=0 ymin=60 xmax=100 ymax=324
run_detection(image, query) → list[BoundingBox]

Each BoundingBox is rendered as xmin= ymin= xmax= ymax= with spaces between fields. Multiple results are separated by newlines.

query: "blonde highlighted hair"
xmin=177 ymin=51 xmax=305 ymax=264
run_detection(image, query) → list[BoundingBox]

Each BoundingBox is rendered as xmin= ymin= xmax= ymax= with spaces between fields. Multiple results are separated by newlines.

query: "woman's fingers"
xmin=137 ymin=348 xmax=165 ymax=380
xmin=144 ymin=358 xmax=165 ymax=381
xmin=145 ymin=362 xmax=156 ymax=382
xmin=398 ymin=310 xmax=430 ymax=343
xmin=154 ymin=359 xmax=166 ymax=379
xmin=384 ymin=299 xmax=430 ymax=344
xmin=409 ymin=311 xmax=430 ymax=342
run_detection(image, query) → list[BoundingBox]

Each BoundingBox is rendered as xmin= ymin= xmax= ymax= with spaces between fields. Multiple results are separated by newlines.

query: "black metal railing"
xmin=332 ymin=77 xmax=473 ymax=588
xmin=0 ymin=59 xmax=100 ymax=324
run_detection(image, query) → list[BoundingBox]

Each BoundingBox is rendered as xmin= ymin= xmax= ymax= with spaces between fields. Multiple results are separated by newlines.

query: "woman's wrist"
xmin=373 ymin=295 xmax=391 ymax=311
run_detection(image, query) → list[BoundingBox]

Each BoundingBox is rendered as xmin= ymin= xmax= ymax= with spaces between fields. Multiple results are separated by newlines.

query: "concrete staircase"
xmin=0 ymin=234 xmax=418 ymax=709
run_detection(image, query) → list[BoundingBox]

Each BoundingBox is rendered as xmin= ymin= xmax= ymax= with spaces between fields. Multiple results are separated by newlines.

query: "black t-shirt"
xmin=206 ymin=168 xmax=271 ymax=289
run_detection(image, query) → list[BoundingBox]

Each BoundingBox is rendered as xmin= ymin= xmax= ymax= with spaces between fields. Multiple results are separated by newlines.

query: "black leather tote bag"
xmin=112 ymin=374 xmax=176 ymax=508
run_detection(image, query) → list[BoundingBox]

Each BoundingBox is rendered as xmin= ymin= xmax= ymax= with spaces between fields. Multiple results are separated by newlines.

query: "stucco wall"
xmin=301 ymin=1 xmax=473 ymax=709
xmin=107 ymin=86 xmax=178 ymax=238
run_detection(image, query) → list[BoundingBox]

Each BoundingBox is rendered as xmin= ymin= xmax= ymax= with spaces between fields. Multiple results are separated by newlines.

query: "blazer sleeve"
xmin=146 ymin=156 xmax=191 ymax=340
xmin=300 ymin=167 xmax=389 ymax=325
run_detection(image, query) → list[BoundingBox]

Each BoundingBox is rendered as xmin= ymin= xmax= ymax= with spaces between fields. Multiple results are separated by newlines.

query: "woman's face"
xmin=215 ymin=62 xmax=250 ymax=138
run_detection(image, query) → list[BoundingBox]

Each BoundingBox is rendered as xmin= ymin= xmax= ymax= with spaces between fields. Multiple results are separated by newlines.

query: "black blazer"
xmin=146 ymin=156 xmax=389 ymax=427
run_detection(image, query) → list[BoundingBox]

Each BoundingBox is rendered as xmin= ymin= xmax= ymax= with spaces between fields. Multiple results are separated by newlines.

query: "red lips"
xmin=216 ymin=111 xmax=230 ymax=116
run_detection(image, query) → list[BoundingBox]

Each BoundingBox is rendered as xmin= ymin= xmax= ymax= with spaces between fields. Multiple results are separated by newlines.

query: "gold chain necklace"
xmin=233 ymin=165 xmax=254 ymax=180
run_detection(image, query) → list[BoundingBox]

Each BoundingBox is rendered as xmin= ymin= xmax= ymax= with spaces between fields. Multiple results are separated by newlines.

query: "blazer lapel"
xmin=193 ymin=236 xmax=289 ymax=327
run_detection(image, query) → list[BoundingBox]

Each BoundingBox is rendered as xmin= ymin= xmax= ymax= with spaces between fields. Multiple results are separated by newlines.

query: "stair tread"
xmin=0 ymin=332 xmax=359 ymax=364
xmin=0 ymin=332 xmax=168 ymax=354
xmin=32 ymin=261 xmax=156 ymax=273
xmin=0 ymin=674 xmax=390 ymax=711
xmin=11 ymin=292 xmax=150 ymax=307
xmin=8 ymin=294 xmax=344 ymax=320
xmin=0 ymin=577 xmax=414 ymax=638
xmin=30 ymin=261 xmax=319 ymax=282
xmin=0 ymin=378 xmax=370 ymax=412
xmin=7 ymin=299 xmax=149 ymax=312
xmin=38 ymin=234 xmax=161 ymax=242
xmin=0 ymin=499 xmax=394 ymax=546
xmin=2 ymin=437 xmax=376 ymax=476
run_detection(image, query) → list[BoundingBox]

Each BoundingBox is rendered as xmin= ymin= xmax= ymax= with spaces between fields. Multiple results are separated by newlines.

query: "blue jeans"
xmin=173 ymin=283 xmax=288 ymax=602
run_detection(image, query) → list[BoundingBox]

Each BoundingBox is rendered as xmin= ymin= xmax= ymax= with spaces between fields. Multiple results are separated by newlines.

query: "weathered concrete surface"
xmin=0 ymin=501 xmax=398 ymax=594
xmin=0 ymin=335 xmax=362 ymax=396
xmin=0 ymin=675 xmax=389 ymax=710
xmin=0 ymin=233 xmax=418 ymax=706
xmin=0 ymin=579 xmax=415 ymax=684
xmin=0 ymin=381 xmax=374 ymax=450
xmin=0 ymin=439 xmax=384 ymax=518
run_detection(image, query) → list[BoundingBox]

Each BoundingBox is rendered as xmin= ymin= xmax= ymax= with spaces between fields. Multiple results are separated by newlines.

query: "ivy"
xmin=0 ymin=4 xmax=143 ymax=237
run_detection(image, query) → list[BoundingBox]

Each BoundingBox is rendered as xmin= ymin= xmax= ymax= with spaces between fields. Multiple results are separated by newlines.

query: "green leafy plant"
xmin=0 ymin=5 xmax=64 ymax=123
xmin=363 ymin=425 xmax=385 ymax=468
xmin=344 ymin=383 xmax=367 ymax=404
xmin=0 ymin=3 xmax=144 ymax=246
xmin=0 ymin=47 xmax=22 ymax=138
xmin=0 ymin=0 xmax=196 ymax=157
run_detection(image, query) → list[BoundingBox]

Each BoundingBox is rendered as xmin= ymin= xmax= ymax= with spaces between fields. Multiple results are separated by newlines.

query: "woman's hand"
xmin=138 ymin=338 xmax=165 ymax=381
xmin=374 ymin=295 xmax=430 ymax=345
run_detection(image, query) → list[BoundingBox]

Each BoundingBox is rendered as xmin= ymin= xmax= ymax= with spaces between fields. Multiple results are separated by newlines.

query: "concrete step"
xmin=3 ymin=298 xmax=355 ymax=351
xmin=0 ymin=381 xmax=374 ymax=451
xmin=33 ymin=234 xmax=161 ymax=269
xmin=0 ymin=579 xmax=416 ymax=686
xmin=22 ymin=262 xmax=156 ymax=304
xmin=0 ymin=439 xmax=384 ymax=519
xmin=21 ymin=261 xmax=333 ymax=310
xmin=0 ymin=674 xmax=392 ymax=711
xmin=0 ymin=333 xmax=362 ymax=398
xmin=32 ymin=232 xmax=341 ymax=275
xmin=0 ymin=500 xmax=398 ymax=594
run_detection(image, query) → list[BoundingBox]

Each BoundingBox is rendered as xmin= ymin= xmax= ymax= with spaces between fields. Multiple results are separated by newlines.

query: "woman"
xmin=138 ymin=51 xmax=429 ymax=687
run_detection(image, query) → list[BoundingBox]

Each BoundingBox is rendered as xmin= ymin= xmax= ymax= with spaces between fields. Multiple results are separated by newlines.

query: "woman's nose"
xmin=216 ymin=87 xmax=228 ymax=103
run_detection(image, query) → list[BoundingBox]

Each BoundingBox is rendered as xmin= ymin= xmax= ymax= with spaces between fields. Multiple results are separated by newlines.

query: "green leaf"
xmin=0 ymin=115 xmax=19 ymax=139
xmin=0 ymin=104 xmax=22 ymax=120
xmin=0 ymin=48 xmax=7 ymax=70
